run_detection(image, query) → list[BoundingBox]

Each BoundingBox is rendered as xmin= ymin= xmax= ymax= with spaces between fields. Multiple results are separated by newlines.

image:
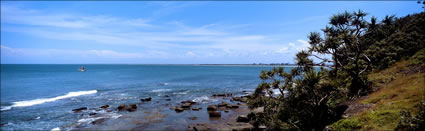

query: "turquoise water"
xmin=0 ymin=64 xmax=292 ymax=130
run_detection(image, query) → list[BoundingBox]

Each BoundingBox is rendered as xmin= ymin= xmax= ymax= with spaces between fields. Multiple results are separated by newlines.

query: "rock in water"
xmin=218 ymin=101 xmax=227 ymax=107
xmin=226 ymin=104 xmax=233 ymax=108
xmin=72 ymin=107 xmax=87 ymax=113
xmin=100 ymin=105 xmax=109 ymax=109
xmin=182 ymin=103 xmax=192 ymax=108
xmin=127 ymin=104 xmax=137 ymax=112
xmin=130 ymin=104 xmax=137 ymax=109
xmin=208 ymin=111 xmax=221 ymax=117
xmin=91 ymin=118 xmax=106 ymax=125
xmin=188 ymin=117 xmax=198 ymax=120
xmin=140 ymin=97 xmax=152 ymax=102
xmin=175 ymin=107 xmax=184 ymax=112
xmin=236 ymin=115 xmax=249 ymax=122
xmin=117 ymin=104 xmax=127 ymax=111
xmin=181 ymin=100 xmax=196 ymax=105
xmin=192 ymin=107 xmax=202 ymax=111
xmin=207 ymin=105 xmax=217 ymax=111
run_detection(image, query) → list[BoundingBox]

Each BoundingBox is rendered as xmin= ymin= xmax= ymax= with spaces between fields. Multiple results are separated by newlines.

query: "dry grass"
xmin=330 ymin=60 xmax=425 ymax=130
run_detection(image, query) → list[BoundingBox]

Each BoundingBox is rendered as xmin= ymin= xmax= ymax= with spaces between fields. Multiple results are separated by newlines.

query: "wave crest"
xmin=8 ymin=90 xmax=98 ymax=109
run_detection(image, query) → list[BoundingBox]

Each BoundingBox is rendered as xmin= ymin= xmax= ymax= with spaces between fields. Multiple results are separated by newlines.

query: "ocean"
xmin=0 ymin=64 xmax=293 ymax=130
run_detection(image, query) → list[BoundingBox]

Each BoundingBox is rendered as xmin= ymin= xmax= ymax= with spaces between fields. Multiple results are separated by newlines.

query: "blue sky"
xmin=1 ymin=1 xmax=422 ymax=64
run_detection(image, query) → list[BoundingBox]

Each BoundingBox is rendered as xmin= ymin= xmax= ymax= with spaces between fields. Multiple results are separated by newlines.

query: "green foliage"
xmin=307 ymin=10 xmax=373 ymax=97
xmin=248 ymin=52 xmax=346 ymax=130
xmin=411 ymin=49 xmax=425 ymax=65
xmin=249 ymin=10 xmax=424 ymax=131
xmin=396 ymin=101 xmax=425 ymax=131
xmin=330 ymin=118 xmax=361 ymax=130
xmin=365 ymin=12 xmax=425 ymax=70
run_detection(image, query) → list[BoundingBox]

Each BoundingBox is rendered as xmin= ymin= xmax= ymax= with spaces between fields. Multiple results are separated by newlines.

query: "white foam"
xmin=162 ymin=83 xmax=169 ymax=86
xmin=51 ymin=127 xmax=60 ymax=131
xmin=12 ymin=90 xmax=97 ymax=108
xmin=151 ymin=89 xmax=172 ymax=92
xmin=193 ymin=96 xmax=217 ymax=103
xmin=0 ymin=106 xmax=12 ymax=111
xmin=78 ymin=117 xmax=102 ymax=123
xmin=173 ymin=90 xmax=190 ymax=95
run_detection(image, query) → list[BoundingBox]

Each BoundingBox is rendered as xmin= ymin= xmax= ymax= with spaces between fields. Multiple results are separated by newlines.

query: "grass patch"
xmin=330 ymin=59 xmax=425 ymax=130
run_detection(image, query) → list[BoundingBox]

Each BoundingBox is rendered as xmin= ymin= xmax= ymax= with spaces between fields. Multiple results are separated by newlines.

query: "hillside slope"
xmin=330 ymin=51 xmax=425 ymax=130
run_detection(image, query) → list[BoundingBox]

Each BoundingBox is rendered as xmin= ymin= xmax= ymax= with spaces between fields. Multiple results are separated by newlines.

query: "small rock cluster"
xmin=170 ymin=100 xmax=200 ymax=112
xmin=211 ymin=93 xmax=233 ymax=97
xmin=71 ymin=96 xmax=154 ymax=115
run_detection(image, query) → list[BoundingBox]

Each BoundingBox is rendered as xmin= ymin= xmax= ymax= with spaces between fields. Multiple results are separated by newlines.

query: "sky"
xmin=1 ymin=1 xmax=423 ymax=64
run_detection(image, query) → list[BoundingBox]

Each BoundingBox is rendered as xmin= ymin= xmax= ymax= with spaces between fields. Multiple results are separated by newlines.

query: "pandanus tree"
xmin=249 ymin=51 xmax=344 ymax=130
xmin=307 ymin=10 xmax=372 ymax=97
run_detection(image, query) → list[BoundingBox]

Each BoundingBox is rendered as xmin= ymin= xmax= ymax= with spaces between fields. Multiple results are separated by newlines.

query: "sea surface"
xmin=0 ymin=64 xmax=293 ymax=130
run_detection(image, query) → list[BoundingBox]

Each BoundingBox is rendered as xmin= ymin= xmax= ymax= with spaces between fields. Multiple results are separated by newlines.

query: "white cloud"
xmin=276 ymin=47 xmax=289 ymax=53
xmin=1 ymin=5 xmax=152 ymax=29
xmin=1 ymin=45 xmax=147 ymax=59
xmin=1 ymin=5 xmax=310 ymax=64
xmin=185 ymin=51 xmax=196 ymax=57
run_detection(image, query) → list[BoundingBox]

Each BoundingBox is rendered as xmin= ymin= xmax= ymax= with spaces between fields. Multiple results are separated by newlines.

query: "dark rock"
xmin=182 ymin=103 xmax=192 ymax=108
xmin=236 ymin=115 xmax=249 ymax=122
xmin=100 ymin=105 xmax=109 ymax=109
xmin=175 ymin=107 xmax=184 ymax=112
xmin=91 ymin=118 xmax=106 ymax=125
xmin=231 ymin=105 xmax=239 ymax=108
xmin=126 ymin=104 xmax=137 ymax=112
xmin=226 ymin=104 xmax=233 ymax=108
xmin=165 ymin=98 xmax=171 ymax=101
xmin=218 ymin=101 xmax=228 ymax=107
xmin=224 ymin=110 xmax=229 ymax=113
xmin=188 ymin=116 xmax=198 ymax=120
xmin=130 ymin=104 xmax=137 ymax=109
xmin=212 ymin=93 xmax=232 ymax=97
xmin=117 ymin=104 xmax=127 ymax=110
xmin=89 ymin=113 xmax=97 ymax=116
xmin=232 ymin=97 xmax=241 ymax=101
xmin=192 ymin=107 xmax=202 ymax=111
xmin=140 ymin=97 xmax=152 ymax=102
xmin=181 ymin=100 xmax=196 ymax=105
xmin=72 ymin=107 xmax=87 ymax=113
xmin=208 ymin=111 xmax=221 ymax=117
xmin=164 ymin=95 xmax=170 ymax=97
xmin=207 ymin=105 xmax=217 ymax=111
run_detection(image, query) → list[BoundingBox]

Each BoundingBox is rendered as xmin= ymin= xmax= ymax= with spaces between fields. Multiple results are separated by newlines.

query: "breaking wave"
xmin=4 ymin=90 xmax=97 ymax=110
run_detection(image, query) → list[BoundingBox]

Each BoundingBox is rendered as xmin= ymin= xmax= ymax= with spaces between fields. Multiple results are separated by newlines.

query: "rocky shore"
xmin=68 ymin=91 xmax=263 ymax=130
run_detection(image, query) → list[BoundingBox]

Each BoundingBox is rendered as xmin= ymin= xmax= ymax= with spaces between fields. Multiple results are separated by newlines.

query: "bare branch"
xmin=311 ymin=54 xmax=333 ymax=63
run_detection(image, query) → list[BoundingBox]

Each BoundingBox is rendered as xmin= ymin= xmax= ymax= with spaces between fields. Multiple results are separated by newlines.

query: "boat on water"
xmin=79 ymin=66 xmax=86 ymax=72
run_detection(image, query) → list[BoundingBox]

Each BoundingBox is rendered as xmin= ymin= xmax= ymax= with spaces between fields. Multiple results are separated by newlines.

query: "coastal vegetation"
xmin=248 ymin=8 xmax=425 ymax=130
